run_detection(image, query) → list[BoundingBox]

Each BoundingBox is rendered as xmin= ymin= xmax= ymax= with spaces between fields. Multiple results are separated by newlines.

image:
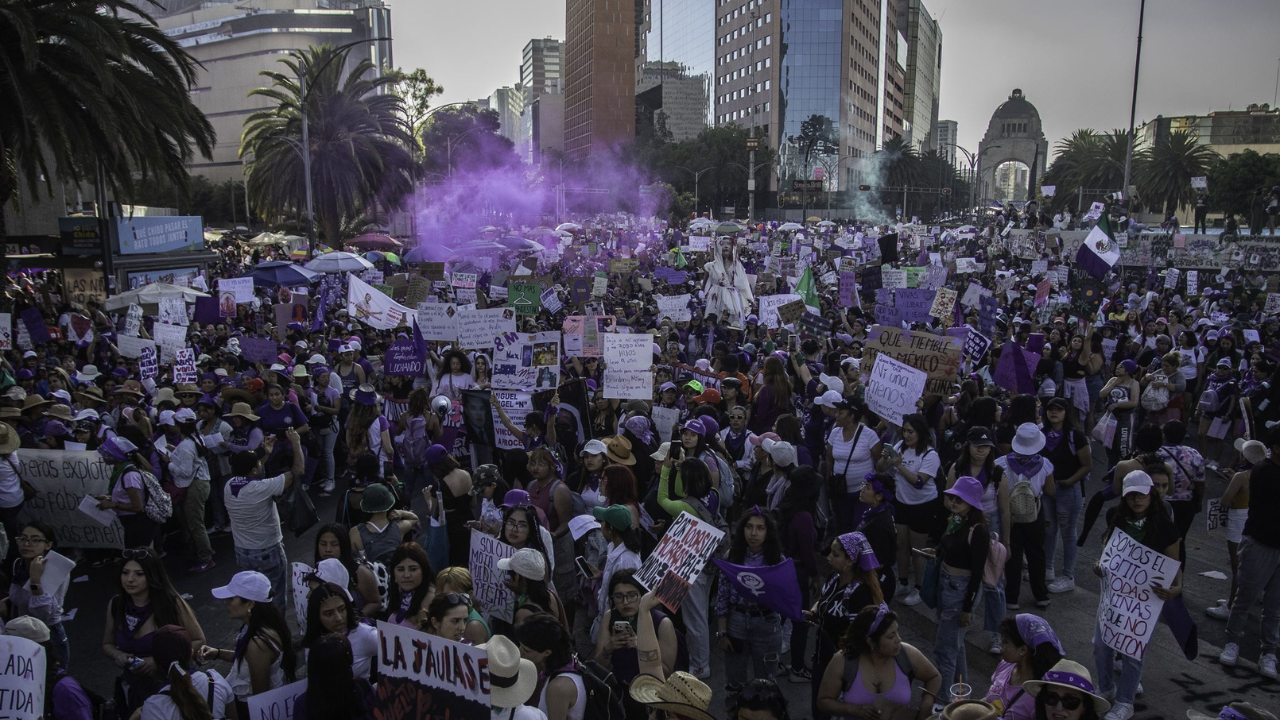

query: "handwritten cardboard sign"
xmin=374 ymin=622 xmax=489 ymax=720
xmin=1095 ymin=530 xmax=1180 ymax=661
xmin=864 ymin=325 xmax=963 ymax=396
xmin=468 ymin=530 xmax=516 ymax=624
xmin=633 ymin=512 xmax=726 ymax=613
xmin=865 ymin=354 xmax=927 ymax=426
xmin=929 ymin=287 xmax=957 ymax=319
xmin=247 ymin=679 xmax=307 ymax=720
xmin=776 ymin=299 xmax=806 ymax=326
xmin=0 ymin=635 xmax=45 ymax=720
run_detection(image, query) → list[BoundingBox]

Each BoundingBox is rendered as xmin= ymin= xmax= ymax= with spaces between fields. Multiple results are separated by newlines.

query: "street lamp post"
xmin=675 ymin=165 xmax=714 ymax=217
xmin=941 ymin=142 xmax=1000 ymax=217
xmin=295 ymin=36 xmax=390 ymax=259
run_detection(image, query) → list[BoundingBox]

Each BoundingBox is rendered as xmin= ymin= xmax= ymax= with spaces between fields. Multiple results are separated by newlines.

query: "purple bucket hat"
xmin=945 ymin=475 xmax=985 ymax=510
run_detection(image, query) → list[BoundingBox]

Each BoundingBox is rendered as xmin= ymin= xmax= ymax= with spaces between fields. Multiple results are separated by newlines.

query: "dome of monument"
xmin=991 ymin=89 xmax=1039 ymax=122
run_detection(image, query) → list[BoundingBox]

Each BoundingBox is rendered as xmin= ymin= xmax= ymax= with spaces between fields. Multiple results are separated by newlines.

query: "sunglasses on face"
xmin=440 ymin=592 xmax=471 ymax=606
xmin=1041 ymin=691 xmax=1083 ymax=711
xmin=122 ymin=548 xmax=154 ymax=560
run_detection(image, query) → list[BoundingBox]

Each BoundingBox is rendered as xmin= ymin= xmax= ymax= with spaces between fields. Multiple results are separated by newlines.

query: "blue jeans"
xmin=1225 ymin=536 xmax=1280 ymax=654
xmin=234 ymin=543 xmax=288 ymax=613
xmin=934 ymin=566 xmax=971 ymax=701
xmin=726 ymin=609 xmax=783 ymax=687
xmin=316 ymin=429 xmax=338 ymax=485
xmin=1043 ymin=483 xmax=1082 ymax=579
xmin=683 ymin=571 xmax=713 ymax=674
xmin=1093 ymin=624 xmax=1144 ymax=705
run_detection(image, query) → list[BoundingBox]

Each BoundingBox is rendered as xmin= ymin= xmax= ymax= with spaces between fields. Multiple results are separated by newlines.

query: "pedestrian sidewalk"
xmin=894 ymin=580 xmax=1277 ymax=719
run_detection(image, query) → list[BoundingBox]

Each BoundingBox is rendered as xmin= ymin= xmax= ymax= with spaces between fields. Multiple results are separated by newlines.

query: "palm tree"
xmin=0 ymin=0 xmax=215 ymax=274
xmin=242 ymin=45 xmax=417 ymax=246
xmin=877 ymin=138 xmax=922 ymax=189
xmin=1135 ymin=130 xmax=1219 ymax=215
xmin=1078 ymin=130 xmax=1131 ymax=193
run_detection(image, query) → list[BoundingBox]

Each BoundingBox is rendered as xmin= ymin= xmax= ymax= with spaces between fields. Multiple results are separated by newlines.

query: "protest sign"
xmin=374 ymin=622 xmax=490 ymax=720
xmin=592 ymin=271 xmax=608 ymax=296
xmin=875 ymin=302 xmax=902 ymax=327
xmin=239 ymin=337 xmax=279 ymax=365
xmin=457 ymin=307 xmax=517 ymax=350
xmin=656 ymin=294 xmax=692 ymax=323
xmin=451 ymin=272 xmax=478 ymax=289
xmin=219 ymin=277 xmax=254 ymax=304
xmin=116 ymin=335 xmax=154 ymax=360
xmin=492 ymin=332 xmax=538 ymax=391
xmin=776 ymin=299 xmax=806 ymax=326
xmin=0 ymin=635 xmax=45 ymax=720
xmin=864 ymin=325 xmax=963 ymax=396
xmin=563 ymin=315 xmax=615 ymax=357
xmin=416 ymin=302 xmax=459 ymax=343
xmin=633 ymin=512 xmax=726 ymax=612
xmin=1095 ymin=529 xmax=1180 ymax=661
xmin=1035 ymin=278 xmax=1052 ymax=307
xmin=652 ymin=406 xmax=681 ymax=445
xmin=757 ymin=294 xmax=801 ymax=329
xmin=1165 ymin=268 xmax=1181 ymax=290
xmin=960 ymin=282 xmax=990 ymax=310
xmin=152 ymin=322 xmax=187 ymax=363
xmin=994 ymin=341 xmax=1038 ymax=395
xmin=490 ymin=389 xmax=534 ymax=450
xmin=19 ymin=308 xmax=49 ymax=345
xmin=1266 ymin=294 xmax=1280 ymax=315
xmin=247 ymin=679 xmax=307 ymax=720
xmin=138 ymin=344 xmax=159 ymax=380
xmin=610 ymin=258 xmax=640 ymax=274
xmin=604 ymin=334 xmax=652 ymax=371
xmin=923 ymin=264 xmax=948 ymax=291
xmin=469 ymin=530 xmax=516 ymax=624
xmin=404 ymin=277 xmax=433 ymax=306
xmin=384 ymin=340 xmax=426 ymax=377
xmin=1205 ymin=498 xmax=1228 ymax=531
xmin=838 ymin=272 xmax=859 ymax=306
xmin=173 ymin=348 xmax=198 ymax=384
xmin=19 ymin=449 xmax=125 ymax=549
xmin=880 ymin=268 xmax=907 ymax=289
xmin=540 ymin=287 xmax=563 ymax=315
xmin=122 ymin=304 xmax=144 ymax=336
xmin=963 ymin=330 xmax=992 ymax=362
xmin=904 ymin=266 xmax=927 ymax=288
xmin=509 ymin=282 xmax=541 ymax=316
xmin=894 ymin=288 xmax=935 ymax=324
xmin=290 ymin=563 xmax=312 ymax=630
xmin=0 ymin=313 xmax=10 ymax=351
xmin=1031 ymin=260 xmax=1048 ymax=277
xmin=1190 ymin=176 xmax=1208 ymax=190
xmin=158 ymin=297 xmax=188 ymax=326
xmin=348 ymin=273 xmax=410 ymax=330
xmin=688 ymin=235 xmax=711 ymax=252
xmin=865 ymin=354 xmax=927 ymax=426
xmin=421 ymin=262 xmax=446 ymax=281
xmin=977 ymin=295 xmax=999 ymax=336
xmin=1186 ymin=270 xmax=1198 ymax=296
xmin=796 ymin=312 xmax=827 ymax=338
xmin=861 ymin=265 xmax=883 ymax=292
xmin=955 ymin=257 xmax=982 ymax=274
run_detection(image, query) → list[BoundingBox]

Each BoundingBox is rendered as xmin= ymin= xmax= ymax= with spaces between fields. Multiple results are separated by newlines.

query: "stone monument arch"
xmin=977 ymin=89 xmax=1049 ymax=204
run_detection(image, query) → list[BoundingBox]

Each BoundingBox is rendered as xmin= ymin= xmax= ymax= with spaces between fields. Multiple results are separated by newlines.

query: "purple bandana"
xmin=625 ymin=415 xmax=654 ymax=445
xmin=867 ymin=603 xmax=892 ymax=637
xmin=1218 ymin=708 xmax=1249 ymax=720
xmin=1004 ymin=452 xmax=1045 ymax=480
xmin=838 ymin=531 xmax=881 ymax=571
xmin=1015 ymin=613 xmax=1065 ymax=657
xmin=1040 ymin=669 xmax=1097 ymax=694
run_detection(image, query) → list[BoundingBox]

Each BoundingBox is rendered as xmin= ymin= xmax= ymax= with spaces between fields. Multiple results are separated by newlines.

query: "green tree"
xmin=1207 ymin=148 xmax=1280 ymax=220
xmin=418 ymin=105 xmax=517 ymax=177
xmin=241 ymin=44 xmax=417 ymax=246
xmin=0 ymin=0 xmax=214 ymax=277
xmin=876 ymin=137 xmax=922 ymax=190
xmin=388 ymin=67 xmax=444 ymax=150
xmin=1135 ymin=130 xmax=1219 ymax=215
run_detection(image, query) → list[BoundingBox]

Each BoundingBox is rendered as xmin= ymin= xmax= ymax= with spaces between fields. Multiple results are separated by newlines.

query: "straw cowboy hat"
xmin=44 ymin=405 xmax=74 ymax=423
xmin=224 ymin=402 xmax=260 ymax=422
xmin=21 ymin=395 xmax=52 ymax=413
xmin=629 ymin=672 xmax=714 ymax=720
xmin=940 ymin=701 xmax=1001 ymax=720
xmin=602 ymin=435 xmax=636 ymax=465
xmin=0 ymin=424 xmax=18 ymax=454
xmin=476 ymin=635 xmax=538 ymax=709
xmin=75 ymin=386 xmax=106 ymax=405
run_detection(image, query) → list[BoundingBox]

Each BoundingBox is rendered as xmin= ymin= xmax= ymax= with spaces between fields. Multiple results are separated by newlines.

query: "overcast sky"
xmin=394 ymin=0 xmax=1280 ymax=153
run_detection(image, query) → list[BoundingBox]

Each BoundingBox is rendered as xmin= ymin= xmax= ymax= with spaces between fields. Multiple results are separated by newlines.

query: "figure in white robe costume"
xmin=703 ymin=236 xmax=754 ymax=326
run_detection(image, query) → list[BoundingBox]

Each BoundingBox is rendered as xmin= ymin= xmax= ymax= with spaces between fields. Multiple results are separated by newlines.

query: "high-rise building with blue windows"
xmin=636 ymin=0 xmax=715 ymax=141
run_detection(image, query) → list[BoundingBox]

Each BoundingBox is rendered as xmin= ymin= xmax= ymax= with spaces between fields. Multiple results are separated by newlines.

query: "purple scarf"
xmin=1004 ymin=452 xmax=1045 ymax=480
xmin=1043 ymin=428 xmax=1064 ymax=453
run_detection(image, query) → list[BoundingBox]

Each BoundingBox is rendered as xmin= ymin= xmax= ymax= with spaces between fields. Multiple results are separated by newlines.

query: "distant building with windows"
xmin=898 ymin=0 xmax=940 ymax=151
xmin=934 ymin=119 xmax=958 ymax=167
xmin=1137 ymin=104 xmax=1280 ymax=156
xmin=564 ymin=0 xmax=636 ymax=159
xmin=635 ymin=0 xmax=714 ymax=141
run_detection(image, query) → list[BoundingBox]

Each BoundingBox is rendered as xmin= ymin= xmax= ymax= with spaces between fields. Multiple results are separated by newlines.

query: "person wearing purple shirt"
xmin=256 ymin=383 xmax=310 ymax=477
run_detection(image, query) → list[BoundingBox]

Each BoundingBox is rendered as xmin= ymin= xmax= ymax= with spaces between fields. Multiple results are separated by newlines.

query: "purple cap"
xmin=659 ymin=381 xmax=677 ymax=393
xmin=501 ymin=489 xmax=532 ymax=508
xmin=700 ymin=416 xmax=720 ymax=437
xmin=682 ymin=417 xmax=707 ymax=436
xmin=424 ymin=444 xmax=449 ymax=465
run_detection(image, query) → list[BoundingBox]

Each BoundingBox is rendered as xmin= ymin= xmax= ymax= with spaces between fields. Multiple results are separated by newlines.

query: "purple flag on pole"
xmin=711 ymin=557 xmax=804 ymax=621
xmin=311 ymin=293 xmax=327 ymax=333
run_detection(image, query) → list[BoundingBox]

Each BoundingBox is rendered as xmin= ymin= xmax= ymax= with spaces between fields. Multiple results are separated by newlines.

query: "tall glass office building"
xmin=637 ymin=0 xmax=714 ymax=140
xmin=776 ymin=0 xmax=842 ymax=189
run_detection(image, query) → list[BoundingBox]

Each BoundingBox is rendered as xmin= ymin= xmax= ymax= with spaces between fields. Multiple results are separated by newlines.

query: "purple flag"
xmin=311 ymin=292 xmax=327 ymax=334
xmin=193 ymin=297 xmax=222 ymax=325
xmin=994 ymin=341 xmax=1036 ymax=395
xmin=1160 ymin=596 xmax=1199 ymax=661
xmin=711 ymin=557 xmax=804 ymax=621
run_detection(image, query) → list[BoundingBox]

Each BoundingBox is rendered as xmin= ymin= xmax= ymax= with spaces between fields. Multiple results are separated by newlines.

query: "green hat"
xmin=360 ymin=483 xmax=396 ymax=513
xmin=592 ymin=504 xmax=632 ymax=532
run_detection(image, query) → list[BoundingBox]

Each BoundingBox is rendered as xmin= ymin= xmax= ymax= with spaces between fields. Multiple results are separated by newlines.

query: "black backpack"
xmin=550 ymin=657 xmax=627 ymax=720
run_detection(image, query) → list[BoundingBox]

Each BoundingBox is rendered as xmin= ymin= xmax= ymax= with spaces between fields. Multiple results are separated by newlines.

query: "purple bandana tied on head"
xmin=625 ymin=415 xmax=654 ymax=445
xmin=837 ymin=531 xmax=880 ymax=571
xmin=867 ymin=603 xmax=892 ymax=637
xmin=1218 ymin=708 xmax=1250 ymax=720
xmin=1015 ymin=613 xmax=1065 ymax=657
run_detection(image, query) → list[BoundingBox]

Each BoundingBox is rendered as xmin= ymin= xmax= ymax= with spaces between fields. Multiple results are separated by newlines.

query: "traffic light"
xmin=858 ymin=184 xmax=871 ymax=191
xmin=941 ymin=188 xmax=951 ymax=195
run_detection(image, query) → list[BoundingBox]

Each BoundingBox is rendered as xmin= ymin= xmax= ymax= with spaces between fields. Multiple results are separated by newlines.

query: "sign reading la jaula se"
xmin=112 ymin=216 xmax=205 ymax=255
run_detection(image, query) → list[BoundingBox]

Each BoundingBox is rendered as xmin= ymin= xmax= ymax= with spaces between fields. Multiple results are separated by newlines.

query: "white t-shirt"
xmin=139 ymin=670 xmax=234 ymax=720
xmin=0 ymin=451 xmax=25 ymax=508
xmin=827 ymin=423 xmax=879 ymax=493
xmin=348 ymin=622 xmax=380 ymax=679
xmin=224 ymin=474 xmax=287 ymax=550
xmin=492 ymin=706 xmax=549 ymax=720
xmin=538 ymin=672 xmax=586 ymax=720
xmin=1179 ymin=347 xmax=1205 ymax=381
xmin=890 ymin=443 xmax=942 ymax=506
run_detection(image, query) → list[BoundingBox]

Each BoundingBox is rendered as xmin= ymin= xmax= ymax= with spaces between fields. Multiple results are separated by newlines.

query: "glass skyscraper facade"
xmin=639 ymin=0 xmax=715 ymax=139
xmin=776 ymin=0 xmax=842 ymax=190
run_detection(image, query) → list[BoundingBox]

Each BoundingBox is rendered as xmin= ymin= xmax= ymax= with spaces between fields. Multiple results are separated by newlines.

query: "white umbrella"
xmin=303 ymin=251 xmax=374 ymax=274
xmin=246 ymin=231 xmax=286 ymax=247
xmin=103 ymin=283 xmax=209 ymax=311
xmin=777 ymin=222 xmax=803 ymax=231
xmin=817 ymin=220 xmax=836 ymax=227
xmin=555 ymin=223 xmax=582 ymax=232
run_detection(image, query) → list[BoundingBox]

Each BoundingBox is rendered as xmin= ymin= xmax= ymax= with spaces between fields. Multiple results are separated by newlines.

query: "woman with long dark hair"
xmin=1089 ymin=472 xmax=1182 ymax=720
xmin=301 ymin=582 xmax=378 ymax=679
xmin=777 ymin=469 xmax=821 ymax=682
xmin=593 ymin=570 xmax=682 ymax=716
xmin=383 ymin=542 xmax=435 ymax=629
xmin=825 ymin=398 xmax=883 ymax=532
xmin=815 ymin=605 xmax=941 ymax=719
xmin=945 ymin=426 xmax=1009 ymax=653
xmin=5 ymin=521 xmax=72 ymax=668
xmin=102 ymin=547 xmax=205 ymax=718
xmin=917 ymin=476 xmax=991 ymax=702
xmin=294 ymin=634 xmax=373 ymax=720
xmin=137 ymin=624 xmax=234 ymax=720
xmin=1040 ymin=397 xmax=1091 ymax=595
xmin=806 ymin=532 xmax=883 ymax=720
xmin=715 ymin=508 xmax=785 ymax=692
xmin=750 ymin=356 xmax=793 ymax=435
xmin=420 ymin=593 xmax=471 ymax=642
xmin=516 ymin=612 xmax=583 ymax=720
xmin=878 ymin=413 xmax=942 ymax=607
xmin=984 ymin=615 xmax=1066 ymax=720
xmin=432 ymin=350 xmax=476 ymax=402
xmin=200 ymin=571 xmax=296 ymax=717
xmin=313 ymin=523 xmax=381 ymax=618
xmin=856 ymin=474 xmax=898 ymax=599
xmin=422 ymin=445 xmax=473 ymax=567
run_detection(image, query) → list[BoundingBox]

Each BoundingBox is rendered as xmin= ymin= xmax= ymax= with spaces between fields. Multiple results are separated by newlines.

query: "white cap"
xmin=1122 ymin=470 xmax=1154 ymax=496
xmin=761 ymin=438 xmax=798 ymax=468
xmin=338 ymin=344 xmax=355 ymax=354
xmin=269 ymin=363 xmax=287 ymax=372
xmin=650 ymin=441 xmax=673 ymax=462
xmin=157 ymin=410 xmax=177 ymax=427
xmin=819 ymin=373 xmax=845 ymax=395
xmin=306 ymin=354 xmax=327 ymax=365
xmin=73 ymin=409 xmax=100 ymax=422
xmin=813 ymin=390 xmax=843 ymax=408
xmin=581 ymin=439 xmax=608 ymax=456
xmin=174 ymin=408 xmax=197 ymax=424
xmin=313 ymin=558 xmax=353 ymax=600
xmin=51 ymin=390 xmax=72 ymax=404
xmin=211 ymin=571 xmax=273 ymax=603
xmin=22 ymin=351 xmax=36 ymax=359
xmin=497 ymin=548 xmax=547 ymax=581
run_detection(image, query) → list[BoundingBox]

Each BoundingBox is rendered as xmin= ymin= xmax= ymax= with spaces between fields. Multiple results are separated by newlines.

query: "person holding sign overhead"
xmin=1090 ymin=471 xmax=1182 ymax=720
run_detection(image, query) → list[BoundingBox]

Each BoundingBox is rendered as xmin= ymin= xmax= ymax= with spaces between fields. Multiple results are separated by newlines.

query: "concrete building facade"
xmin=564 ymin=0 xmax=637 ymax=159
xmin=934 ymin=119 xmax=958 ymax=167
xmin=712 ymin=0 xmax=907 ymax=193
xmin=898 ymin=0 xmax=940 ymax=151
xmin=488 ymin=86 xmax=526 ymax=146
xmin=1138 ymin=104 xmax=1280 ymax=157
xmin=635 ymin=0 xmax=715 ymax=141
xmin=154 ymin=0 xmax=393 ymax=182
xmin=519 ymin=38 xmax=567 ymax=165
xmin=522 ymin=38 xmax=566 ymax=102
